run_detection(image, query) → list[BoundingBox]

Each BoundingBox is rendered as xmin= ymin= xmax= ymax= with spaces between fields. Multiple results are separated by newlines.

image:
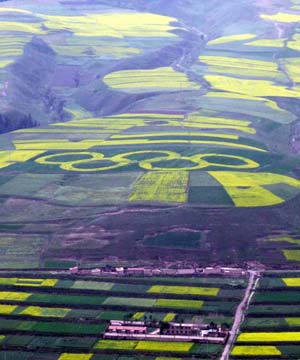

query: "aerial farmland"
xmin=0 ymin=271 xmax=247 ymax=358
xmin=0 ymin=0 xmax=300 ymax=358
xmin=231 ymin=271 xmax=300 ymax=359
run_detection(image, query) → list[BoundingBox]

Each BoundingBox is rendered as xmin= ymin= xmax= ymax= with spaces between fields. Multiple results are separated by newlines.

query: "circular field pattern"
xmin=35 ymin=150 xmax=260 ymax=172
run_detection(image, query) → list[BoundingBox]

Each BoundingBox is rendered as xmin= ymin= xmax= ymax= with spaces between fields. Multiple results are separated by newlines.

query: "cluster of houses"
xmin=103 ymin=320 xmax=229 ymax=344
xmin=69 ymin=265 xmax=247 ymax=277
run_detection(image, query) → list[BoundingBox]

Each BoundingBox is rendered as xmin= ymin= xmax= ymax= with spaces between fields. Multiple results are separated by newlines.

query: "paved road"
xmin=220 ymin=270 xmax=259 ymax=360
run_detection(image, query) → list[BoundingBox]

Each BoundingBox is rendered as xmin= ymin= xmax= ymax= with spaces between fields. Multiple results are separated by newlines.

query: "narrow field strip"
xmin=205 ymin=74 xmax=300 ymax=98
xmin=283 ymin=278 xmax=300 ymax=286
xmin=103 ymin=67 xmax=200 ymax=92
xmin=207 ymin=33 xmax=257 ymax=45
xmin=0 ymin=278 xmax=57 ymax=287
xmin=13 ymin=138 xmax=265 ymax=152
xmin=94 ymin=339 xmax=193 ymax=353
xmin=231 ymin=345 xmax=281 ymax=356
xmin=199 ymin=55 xmax=280 ymax=79
xmin=148 ymin=285 xmax=219 ymax=296
xmin=0 ymin=291 xmax=31 ymax=301
xmin=59 ymin=355 xmax=93 ymax=360
xmin=237 ymin=332 xmax=300 ymax=342
xmin=283 ymin=250 xmax=300 ymax=261
xmin=111 ymin=132 xmax=240 ymax=140
xmin=154 ymin=298 xmax=204 ymax=309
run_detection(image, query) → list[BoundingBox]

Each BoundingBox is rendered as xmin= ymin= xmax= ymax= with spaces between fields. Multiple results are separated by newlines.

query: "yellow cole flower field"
xmin=209 ymin=171 xmax=300 ymax=207
xmin=103 ymin=67 xmax=200 ymax=92
xmin=0 ymin=9 xmax=181 ymax=38
xmin=261 ymin=12 xmax=300 ymax=23
xmin=148 ymin=285 xmax=219 ymax=296
xmin=283 ymin=250 xmax=300 ymax=261
xmin=0 ymin=59 xmax=13 ymax=68
xmin=0 ymin=21 xmax=45 ymax=34
xmin=288 ymin=33 xmax=300 ymax=51
xmin=131 ymin=312 xmax=145 ymax=320
xmin=286 ymin=318 xmax=300 ymax=326
xmin=112 ymin=132 xmax=240 ymax=140
xmin=245 ymin=38 xmax=286 ymax=48
xmin=0 ymin=8 xmax=32 ymax=14
xmin=154 ymin=298 xmax=204 ymax=309
xmin=0 ymin=99 xmax=298 ymax=209
xmin=0 ymin=304 xmax=18 ymax=315
xmin=265 ymin=237 xmax=300 ymax=245
xmin=237 ymin=332 xmax=300 ymax=342
xmin=20 ymin=306 xmax=71 ymax=318
xmin=41 ymin=12 xmax=180 ymax=38
xmin=232 ymin=346 xmax=281 ymax=356
xmin=205 ymin=75 xmax=300 ymax=98
xmin=283 ymin=278 xmax=300 ymax=286
xmin=0 ymin=277 xmax=57 ymax=287
xmin=199 ymin=55 xmax=281 ymax=79
xmin=0 ymin=291 xmax=31 ymax=301
xmin=15 ymin=138 xmax=265 ymax=153
xmin=20 ymin=112 xmax=256 ymax=136
xmin=135 ymin=341 xmax=193 ymax=352
xmin=163 ymin=313 xmax=176 ymax=322
xmin=129 ymin=171 xmax=189 ymax=203
xmin=0 ymin=150 xmax=46 ymax=169
xmin=204 ymin=91 xmax=290 ymax=120
xmin=207 ymin=33 xmax=257 ymax=45
xmin=59 ymin=354 xmax=93 ymax=360
xmin=94 ymin=339 xmax=193 ymax=352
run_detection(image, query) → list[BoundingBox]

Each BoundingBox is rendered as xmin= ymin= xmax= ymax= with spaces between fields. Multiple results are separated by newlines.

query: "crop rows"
xmin=231 ymin=272 xmax=300 ymax=359
xmin=0 ymin=274 xmax=245 ymax=358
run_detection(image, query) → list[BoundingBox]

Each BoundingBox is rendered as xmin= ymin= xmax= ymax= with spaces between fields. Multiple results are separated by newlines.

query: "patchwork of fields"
xmin=1 ymin=109 xmax=299 ymax=209
xmin=0 ymin=0 xmax=299 ymax=278
xmin=231 ymin=272 xmax=300 ymax=359
xmin=0 ymin=273 xmax=247 ymax=359
xmin=255 ymin=236 xmax=300 ymax=268
xmin=0 ymin=0 xmax=299 ymax=211
xmin=0 ymin=1 xmax=300 ymax=358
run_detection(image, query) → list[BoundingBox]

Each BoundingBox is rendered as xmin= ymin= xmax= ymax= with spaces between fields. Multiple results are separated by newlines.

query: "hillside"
xmin=0 ymin=0 xmax=300 ymax=269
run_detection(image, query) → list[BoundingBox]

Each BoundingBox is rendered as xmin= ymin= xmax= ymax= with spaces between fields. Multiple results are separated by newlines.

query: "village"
xmin=67 ymin=265 xmax=248 ymax=278
xmin=104 ymin=319 xmax=229 ymax=344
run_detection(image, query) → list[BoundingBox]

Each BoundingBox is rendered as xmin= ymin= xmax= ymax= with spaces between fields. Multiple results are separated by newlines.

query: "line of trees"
xmin=0 ymin=112 xmax=37 ymax=134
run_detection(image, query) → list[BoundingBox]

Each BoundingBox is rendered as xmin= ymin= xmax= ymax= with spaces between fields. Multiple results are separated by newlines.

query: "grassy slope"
xmin=0 ymin=0 xmax=299 ymax=268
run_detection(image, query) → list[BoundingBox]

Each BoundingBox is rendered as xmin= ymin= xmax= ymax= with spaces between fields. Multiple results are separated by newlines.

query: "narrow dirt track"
xmin=220 ymin=270 xmax=260 ymax=360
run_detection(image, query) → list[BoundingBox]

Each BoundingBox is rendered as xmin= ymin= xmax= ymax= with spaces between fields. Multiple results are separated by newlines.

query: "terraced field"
xmin=103 ymin=67 xmax=200 ymax=93
xmin=0 ymin=0 xmax=299 ymax=285
xmin=230 ymin=272 xmax=300 ymax=359
xmin=0 ymin=273 xmax=246 ymax=359
xmin=1 ymin=109 xmax=298 ymax=209
xmin=257 ymin=236 xmax=300 ymax=267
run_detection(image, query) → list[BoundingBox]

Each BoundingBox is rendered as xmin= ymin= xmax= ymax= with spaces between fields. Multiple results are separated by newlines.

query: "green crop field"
xmin=0 ymin=273 xmax=242 ymax=358
xmin=0 ymin=275 xmax=244 ymax=301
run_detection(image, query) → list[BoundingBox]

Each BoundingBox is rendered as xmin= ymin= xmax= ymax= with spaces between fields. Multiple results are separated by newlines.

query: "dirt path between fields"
xmin=220 ymin=270 xmax=260 ymax=360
